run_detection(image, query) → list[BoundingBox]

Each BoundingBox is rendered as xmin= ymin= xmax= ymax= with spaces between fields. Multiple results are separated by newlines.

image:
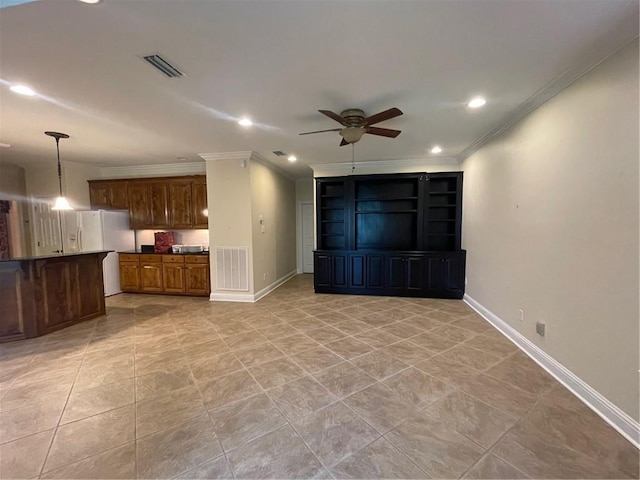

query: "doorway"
xmin=301 ymin=202 xmax=314 ymax=273
xmin=31 ymin=197 xmax=63 ymax=256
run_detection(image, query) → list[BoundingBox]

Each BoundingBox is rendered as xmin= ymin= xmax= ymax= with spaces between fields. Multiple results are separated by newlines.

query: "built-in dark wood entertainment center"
xmin=313 ymin=171 xmax=466 ymax=299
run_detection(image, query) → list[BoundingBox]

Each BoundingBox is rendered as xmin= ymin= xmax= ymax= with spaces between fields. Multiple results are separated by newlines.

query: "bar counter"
xmin=0 ymin=251 xmax=111 ymax=342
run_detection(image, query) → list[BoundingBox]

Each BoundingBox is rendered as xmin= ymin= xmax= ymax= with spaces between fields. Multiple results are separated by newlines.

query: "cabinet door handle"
xmin=143 ymin=265 xmax=154 ymax=269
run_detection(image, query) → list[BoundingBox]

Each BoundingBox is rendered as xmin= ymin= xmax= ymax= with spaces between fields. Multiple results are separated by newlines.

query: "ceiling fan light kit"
xmin=299 ymin=107 xmax=403 ymax=146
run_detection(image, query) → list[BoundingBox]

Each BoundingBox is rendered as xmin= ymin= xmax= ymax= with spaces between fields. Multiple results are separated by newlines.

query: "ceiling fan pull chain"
xmin=351 ymin=143 xmax=355 ymax=173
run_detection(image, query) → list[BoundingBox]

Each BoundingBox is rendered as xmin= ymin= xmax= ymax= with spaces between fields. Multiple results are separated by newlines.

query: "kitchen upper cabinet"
xmin=192 ymin=178 xmax=208 ymax=228
xmin=99 ymin=176 xmax=207 ymax=229
xmin=169 ymin=180 xmax=193 ymax=228
xmin=149 ymin=182 xmax=170 ymax=228
xmin=89 ymin=180 xmax=129 ymax=210
xmin=128 ymin=182 xmax=151 ymax=229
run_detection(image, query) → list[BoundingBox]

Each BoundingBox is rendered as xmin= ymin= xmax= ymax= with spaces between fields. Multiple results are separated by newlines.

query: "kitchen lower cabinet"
xmin=314 ymin=250 xmax=465 ymax=299
xmin=119 ymin=253 xmax=210 ymax=296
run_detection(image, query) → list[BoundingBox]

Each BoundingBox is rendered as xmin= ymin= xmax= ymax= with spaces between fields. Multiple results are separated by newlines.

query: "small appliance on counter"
xmin=171 ymin=244 xmax=204 ymax=254
xmin=140 ymin=244 xmax=155 ymax=253
xmin=154 ymin=231 xmax=175 ymax=253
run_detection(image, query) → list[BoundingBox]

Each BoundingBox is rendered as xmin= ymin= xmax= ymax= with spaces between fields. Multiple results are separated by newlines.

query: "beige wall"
xmin=461 ymin=40 xmax=639 ymax=420
xmin=251 ymin=159 xmax=297 ymax=293
xmin=206 ymin=157 xmax=253 ymax=293
xmin=296 ymin=177 xmax=314 ymax=272
xmin=0 ymin=163 xmax=30 ymax=256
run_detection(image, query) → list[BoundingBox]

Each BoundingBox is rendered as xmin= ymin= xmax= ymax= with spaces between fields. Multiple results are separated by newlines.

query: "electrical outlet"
xmin=263 ymin=273 xmax=267 ymax=281
xmin=536 ymin=321 xmax=545 ymax=337
xmin=519 ymin=309 xmax=524 ymax=322
xmin=464 ymin=276 xmax=468 ymax=285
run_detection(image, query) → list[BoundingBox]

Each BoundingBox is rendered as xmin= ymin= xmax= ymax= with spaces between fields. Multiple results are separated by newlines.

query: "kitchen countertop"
xmin=119 ymin=251 xmax=209 ymax=255
xmin=0 ymin=250 xmax=113 ymax=263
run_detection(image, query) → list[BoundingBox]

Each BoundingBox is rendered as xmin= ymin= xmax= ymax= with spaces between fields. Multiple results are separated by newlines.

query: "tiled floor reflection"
xmin=0 ymin=274 xmax=637 ymax=479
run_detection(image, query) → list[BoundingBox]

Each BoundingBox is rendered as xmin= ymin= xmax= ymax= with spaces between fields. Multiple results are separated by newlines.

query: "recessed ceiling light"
xmin=78 ymin=0 xmax=102 ymax=3
xmin=238 ymin=118 xmax=252 ymax=127
xmin=430 ymin=146 xmax=442 ymax=154
xmin=287 ymin=155 xmax=297 ymax=163
xmin=9 ymin=84 xmax=35 ymax=96
xmin=467 ymin=96 xmax=487 ymax=108
xmin=0 ymin=143 xmax=11 ymax=148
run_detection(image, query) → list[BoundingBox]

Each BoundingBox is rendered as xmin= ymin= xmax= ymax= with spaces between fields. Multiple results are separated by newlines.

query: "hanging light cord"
xmin=55 ymin=137 xmax=63 ymax=196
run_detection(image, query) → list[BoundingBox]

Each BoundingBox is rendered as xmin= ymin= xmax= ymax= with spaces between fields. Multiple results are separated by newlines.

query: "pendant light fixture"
xmin=45 ymin=131 xmax=73 ymax=211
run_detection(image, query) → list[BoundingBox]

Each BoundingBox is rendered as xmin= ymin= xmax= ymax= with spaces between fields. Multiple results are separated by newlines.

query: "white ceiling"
xmin=0 ymin=0 xmax=637 ymax=177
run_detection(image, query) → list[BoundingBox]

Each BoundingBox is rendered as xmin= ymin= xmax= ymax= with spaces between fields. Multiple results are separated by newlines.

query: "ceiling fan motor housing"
xmin=340 ymin=109 xmax=366 ymax=126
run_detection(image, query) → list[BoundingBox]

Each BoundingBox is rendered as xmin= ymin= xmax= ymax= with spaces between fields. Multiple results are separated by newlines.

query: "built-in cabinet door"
xmin=185 ymin=264 xmax=210 ymax=295
xmin=366 ymin=254 xmax=385 ymax=290
xmin=405 ymin=255 xmax=425 ymax=293
xmin=162 ymin=263 xmax=185 ymax=293
xmin=140 ymin=263 xmax=163 ymax=292
xmin=119 ymin=262 xmax=140 ymax=291
xmin=192 ymin=179 xmax=208 ymax=228
xmin=349 ymin=254 xmax=366 ymax=289
xmin=386 ymin=255 xmax=406 ymax=292
xmin=169 ymin=181 xmax=193 ymax=228
xmin=314 ymin=253 xmax=331 ymax=287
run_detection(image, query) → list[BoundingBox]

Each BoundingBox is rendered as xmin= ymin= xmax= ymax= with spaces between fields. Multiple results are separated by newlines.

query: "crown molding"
xmin=99 ymin=162 xmax=205 ymax=179
xmin=458 ymin=33 xmax=639 ymax=163
xmin=198 ymin=151 xmax=252 ymax=162
xmin=309 ymin=156 xmax=459 ymax=172
xmin=199 ymin=151 xmax=295 ymax=181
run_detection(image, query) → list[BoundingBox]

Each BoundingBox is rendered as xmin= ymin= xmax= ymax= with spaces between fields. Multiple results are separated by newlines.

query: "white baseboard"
xmin=253 ymin=270 xmax=297 ymax=302
xmin=464 ymin=294 xmax=640 ymax=449
xmin=210 ymin=270 xmax=297 ymax=303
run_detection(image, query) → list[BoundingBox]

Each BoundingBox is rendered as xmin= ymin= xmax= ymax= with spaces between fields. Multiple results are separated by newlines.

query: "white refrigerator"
xmin=67 ymin=210 xmax=135 ymax=297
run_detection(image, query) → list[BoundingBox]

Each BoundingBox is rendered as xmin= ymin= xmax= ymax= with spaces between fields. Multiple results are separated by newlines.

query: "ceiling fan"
xmin=299 ymin=107 xmax=403 ymax=146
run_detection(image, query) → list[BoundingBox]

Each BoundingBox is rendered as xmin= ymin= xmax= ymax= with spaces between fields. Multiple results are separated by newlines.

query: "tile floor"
xmin=0 ymin=274 xmax=637 ymax=479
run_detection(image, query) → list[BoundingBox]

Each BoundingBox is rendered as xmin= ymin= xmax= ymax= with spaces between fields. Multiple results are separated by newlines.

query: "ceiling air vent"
xmin=272 ymin=151 xmax=287 ymax=157
xmin=142 ymin=54 xmax=184 ymax=78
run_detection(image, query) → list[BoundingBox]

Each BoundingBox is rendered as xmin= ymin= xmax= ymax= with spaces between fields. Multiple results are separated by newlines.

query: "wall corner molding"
xmin=309 ymin=156 xmax=459 ymax=174
xmin=253 ymin=269 xmax=297 ymax=302
xmin=463 ymin=294 xmax=640 ymax=448
xmin=249 ymin=151 xmax=296 ymax=181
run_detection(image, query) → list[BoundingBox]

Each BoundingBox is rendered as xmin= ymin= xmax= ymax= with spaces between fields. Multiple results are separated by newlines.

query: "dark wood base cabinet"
xmin=314 ymin=250 xmax=466 ymax=299
xmin=0 ymin=251 xmax=109 ymax=342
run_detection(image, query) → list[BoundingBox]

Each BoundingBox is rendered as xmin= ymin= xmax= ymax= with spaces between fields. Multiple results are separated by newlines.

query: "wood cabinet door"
xmin=129 ymin=182 xmax=151 ymax=229
xmin=119 ymin=262 xmax=140 ymax=292
xmin=89 ymin=182 xmax=110 ymax=209
xmin=109 ymin=182 xmax=129 ymax=210
xmin=192 ymin=179 xmax=208 ymax=228
xmin=169 ymin=180 xmax=193 ymax=228
xmin=185 ymin=264 xmax=210 ymax=295
xmin=149 ymin=182 xmax=169 ymax=228
xmin=162 ymin=263 xmax=185 ymax=293
xmin=140 ymin=263 xmax=163 ymax=292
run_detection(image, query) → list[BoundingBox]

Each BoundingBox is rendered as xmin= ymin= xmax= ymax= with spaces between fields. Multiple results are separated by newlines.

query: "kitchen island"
xmin=0 ymin=251 xmax=110 ymax=342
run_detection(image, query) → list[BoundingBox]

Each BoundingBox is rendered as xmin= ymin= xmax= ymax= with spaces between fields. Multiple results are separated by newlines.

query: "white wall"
xmin=310 ymin=159 xmax=460 ymax=178
xmin=461 ymin=40 xmax=639 ymax=420
xmin=251 ymin=159 xmax=297 ymax=293
xmin=296 ymin=177 xmax=314 ymax=272
xmin=206 ymin=156 xmax=254 ymax=295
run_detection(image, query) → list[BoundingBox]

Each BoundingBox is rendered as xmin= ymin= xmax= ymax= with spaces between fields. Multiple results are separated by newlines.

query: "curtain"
xmin=0 ymin=201 xmax=10 ymax=259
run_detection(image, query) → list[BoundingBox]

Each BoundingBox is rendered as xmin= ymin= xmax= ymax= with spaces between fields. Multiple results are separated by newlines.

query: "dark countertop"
xmin=119 ymin=251 xmax=210 ymax=255
xmin=0 ymin=250 xmax=112 ymax=263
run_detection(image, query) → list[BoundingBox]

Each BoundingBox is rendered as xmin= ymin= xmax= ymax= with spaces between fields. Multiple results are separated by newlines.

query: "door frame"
xmin=297 ymin=201 xmax=314 ymax=274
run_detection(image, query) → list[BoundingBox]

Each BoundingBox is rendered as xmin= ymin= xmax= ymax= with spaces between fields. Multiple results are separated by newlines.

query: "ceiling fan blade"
xmin=340 ymin=138 xmax=349 ymax=146
xmin=364 ymin=107 xmax=403 ymax=126
xmin=299 ymin=128 xmax=342 ymax=135
xmin=318 ymin=110 xmax=347 ymax=125
xmin=366 ymin=126 xmax=401 ymax=138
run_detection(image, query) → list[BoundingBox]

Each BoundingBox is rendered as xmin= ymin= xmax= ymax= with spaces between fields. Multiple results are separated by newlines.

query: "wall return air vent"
xmin=142 ymin=54 xmax=184 ymax=78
